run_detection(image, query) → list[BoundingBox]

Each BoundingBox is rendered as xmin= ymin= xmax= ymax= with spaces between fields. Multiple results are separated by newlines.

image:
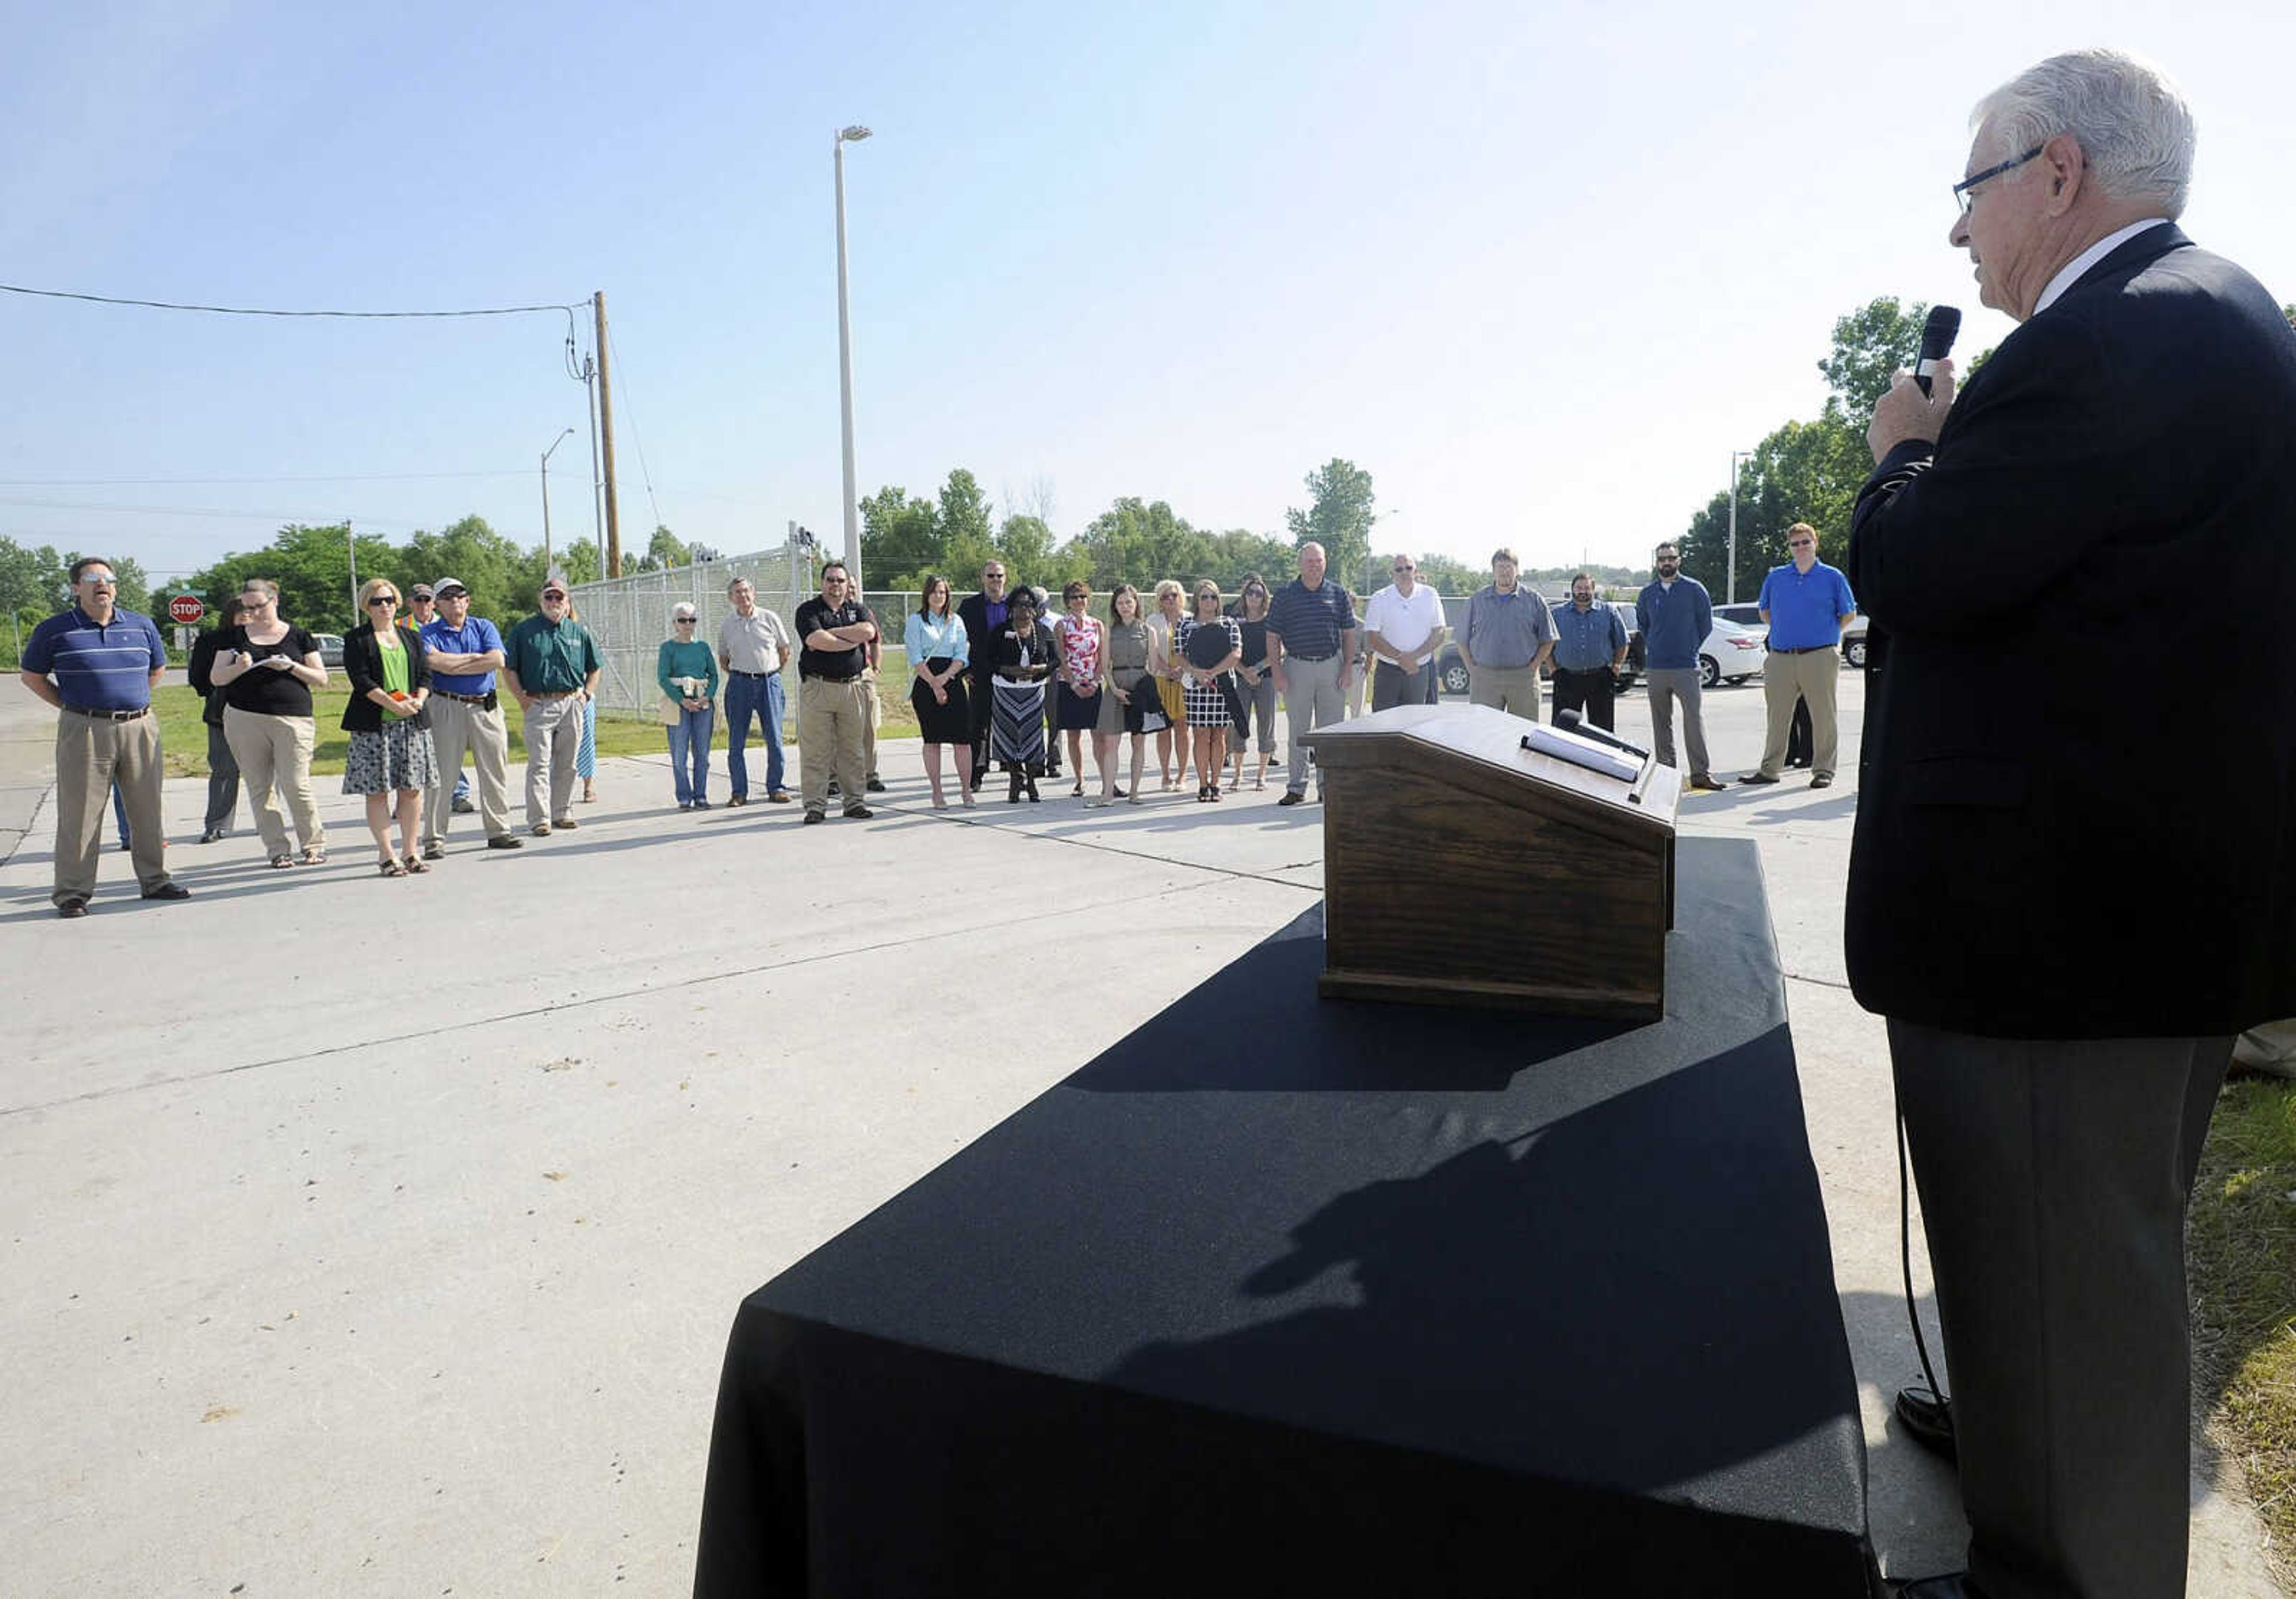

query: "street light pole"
xmin=834 ymin=124 xmax=872 ymax=589
xmin=1726 ymin=448 xmax=1755 ymax=603
xmin=541 ymin=427 xmax=575 ymax=576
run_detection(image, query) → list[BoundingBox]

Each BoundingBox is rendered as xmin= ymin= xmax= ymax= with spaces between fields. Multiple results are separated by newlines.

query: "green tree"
xmin=402 ymin=514 xmax=529 ymax=624
xmin=939 ymin=469 xmax=994 ymax=549
xmin=1284 ymin=459 xmax=1378 ymax=588
xmin=1075 ymin=498 xmax=1213 ymax=593
xmin=858 ymin=487 xmax=944 ymax=588
xmin=0 ymin=536 xmax=62 ymax=616
xmin=1816 ymin=297 xmax=1931 ymax=414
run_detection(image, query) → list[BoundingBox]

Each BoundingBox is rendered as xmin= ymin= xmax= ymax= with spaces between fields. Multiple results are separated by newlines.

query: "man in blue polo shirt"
xmin=1265 ymin=541 xmax=1358 ymax=806
xmin=1740 ymin=522 xmax=1857 ymax=789
xmin=417 ymin=578 xmax=522 ymax=856
xmin=18 ymin=556 xmax=189 ymax=917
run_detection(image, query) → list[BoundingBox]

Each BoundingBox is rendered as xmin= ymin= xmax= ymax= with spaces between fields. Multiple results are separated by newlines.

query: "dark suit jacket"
xmin=1846 ymin=225 xmax=2296 ymax=1037
xmin=187 ymin=628 xmax=230 ymax=727
xmin=338 ymin=626 xmax=433 ymax=733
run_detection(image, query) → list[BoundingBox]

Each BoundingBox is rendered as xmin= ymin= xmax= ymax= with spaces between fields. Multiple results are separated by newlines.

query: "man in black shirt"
xmin=792 ymin=561 xmax=877 ymax=823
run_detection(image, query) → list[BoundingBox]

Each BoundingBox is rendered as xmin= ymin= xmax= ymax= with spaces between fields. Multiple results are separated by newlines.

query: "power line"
xmin=0 ymin=471 xmax=528 ymax=487
xmin=0 ymin=282 xmax=583 ymax=319
xmin=606 ymin=325 xmax=667 ymax=533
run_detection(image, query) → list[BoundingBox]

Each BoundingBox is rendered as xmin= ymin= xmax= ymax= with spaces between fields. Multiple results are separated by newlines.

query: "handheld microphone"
xmin=1554 ymin=708 xmax=1651 ymax=760
xmin=1914 ymin=304 xmax=1961 ymax=397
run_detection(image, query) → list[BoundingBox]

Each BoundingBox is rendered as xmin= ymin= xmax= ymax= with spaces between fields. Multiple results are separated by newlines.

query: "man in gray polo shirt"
xmin=718 ymin=577 xmax=793 ymax=804
xmin=1457 ymin=547 xmax=1553 ymax=721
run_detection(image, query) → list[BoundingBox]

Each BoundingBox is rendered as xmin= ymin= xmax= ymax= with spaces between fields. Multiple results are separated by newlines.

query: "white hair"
xmin=1974 ymin=48 xmax=2195 ymax=216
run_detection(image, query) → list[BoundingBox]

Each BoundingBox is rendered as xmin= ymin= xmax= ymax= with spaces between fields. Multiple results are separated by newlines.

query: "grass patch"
xmin=2189 ymin=1071 xmax=2296 ymax=1583
xmin=154 ymin=682 xmax=920 ymax=778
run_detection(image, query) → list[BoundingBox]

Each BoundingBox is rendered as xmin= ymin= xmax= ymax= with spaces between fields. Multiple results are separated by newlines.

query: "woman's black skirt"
xmin=911 ymin=658 xmax=972 ymax=744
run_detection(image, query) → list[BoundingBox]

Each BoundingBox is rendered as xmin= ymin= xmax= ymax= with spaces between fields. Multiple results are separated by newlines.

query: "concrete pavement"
xmin=0 ymin=672 xmax=2277 ymax=1595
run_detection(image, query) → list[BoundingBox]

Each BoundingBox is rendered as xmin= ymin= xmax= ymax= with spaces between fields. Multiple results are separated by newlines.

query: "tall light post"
xmin=540 ymin=427 xmax=575 ymax=576
xmin=1726 ymin=447 xmax=1756 ymax=603
xmin=834 ymin=123 xmax=872 ymax=589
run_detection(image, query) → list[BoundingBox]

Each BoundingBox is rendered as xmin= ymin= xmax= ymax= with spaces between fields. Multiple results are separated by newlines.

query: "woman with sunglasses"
xmin=658 ymin=603 xmax=720 ymax=810
xmin=340 ymin=579 xmax=440 ymax=875
xmin=1176 ymin=581 xmax=1242 ymax=802
xmin=209 ymin=577 xmax=329 ymax=868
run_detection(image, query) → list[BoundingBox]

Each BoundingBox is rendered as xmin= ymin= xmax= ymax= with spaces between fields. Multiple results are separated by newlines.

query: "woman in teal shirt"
xmin=658 ymin=605 xmax=720 ymax=809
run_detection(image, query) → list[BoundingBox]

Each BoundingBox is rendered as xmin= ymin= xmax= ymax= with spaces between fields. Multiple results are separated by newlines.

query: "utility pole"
xmin=594 ymin=291 xmax=624 ymax=578
xmin=347 ymin=519 xmax=359 ymax=627
xmin=1726 ymin=448 xmax=1754 ymax=603
xmin=541 ymin=427 xmax=575 ymax=576
xmin=834 ymin=125 xmax=872 ymax=588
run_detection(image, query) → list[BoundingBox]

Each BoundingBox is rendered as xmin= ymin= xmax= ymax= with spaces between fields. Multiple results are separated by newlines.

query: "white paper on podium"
xmin=1519 ymin=725 xmax=1642 ymax=785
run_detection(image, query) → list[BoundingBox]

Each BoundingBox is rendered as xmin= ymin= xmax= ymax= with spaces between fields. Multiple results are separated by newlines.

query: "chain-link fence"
xmin=569 ymin=547 xmax=811 ymax=717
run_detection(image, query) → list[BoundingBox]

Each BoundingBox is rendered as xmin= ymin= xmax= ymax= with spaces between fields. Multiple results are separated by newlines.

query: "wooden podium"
xmin=1298 ymin=704 xmax=1680 ymax=1020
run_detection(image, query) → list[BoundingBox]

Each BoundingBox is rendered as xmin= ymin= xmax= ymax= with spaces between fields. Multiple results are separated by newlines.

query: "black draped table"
xmin=694 ymin=838 xmax=1874 ymax=1597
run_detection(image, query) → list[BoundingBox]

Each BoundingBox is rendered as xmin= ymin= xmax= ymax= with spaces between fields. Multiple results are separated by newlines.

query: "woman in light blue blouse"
xmin=905 ymin=573 xmax=973 ymax=808
xmin=657 ymin=603 xmax=721 ymax=810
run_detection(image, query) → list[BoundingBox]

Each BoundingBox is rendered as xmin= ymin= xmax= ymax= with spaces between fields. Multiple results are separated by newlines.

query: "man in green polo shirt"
xmin=502 ymin=579 xmax=602 ymax=835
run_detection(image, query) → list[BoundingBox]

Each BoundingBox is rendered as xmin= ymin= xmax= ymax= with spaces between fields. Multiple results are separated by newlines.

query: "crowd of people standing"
xmin=22 ymin=538 xmax=1829 ymax=913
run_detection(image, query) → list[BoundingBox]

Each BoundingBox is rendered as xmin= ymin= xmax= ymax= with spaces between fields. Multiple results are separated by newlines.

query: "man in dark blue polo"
xmin=18 ymin=556 xmax=189 ymax=917
xmin=1741 ymin=522 xmax=1857 ymax=788
xmin=418 ymin=578 xmax=522 ymax=856
xmin=1265 ymin=541 xmax=1357 ymax=807
xmin=1549 ymin=572 xmax=1631 ymax=731
xmin=1635 ymin=542 xmax=1726 ymax=790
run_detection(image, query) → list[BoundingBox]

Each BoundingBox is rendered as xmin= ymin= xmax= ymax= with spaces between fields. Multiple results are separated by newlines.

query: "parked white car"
xmin=1699 ymin=618 xmax=1767 ymax=689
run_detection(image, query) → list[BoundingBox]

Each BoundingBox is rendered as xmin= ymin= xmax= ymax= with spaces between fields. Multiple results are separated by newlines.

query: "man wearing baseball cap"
xmin=401 ymin=582 xmax=472 ymax=816
xmin=502 ymin=578 xmax=601 ymax=835
xmin=416 ymin=578 xmax=521 ymax=855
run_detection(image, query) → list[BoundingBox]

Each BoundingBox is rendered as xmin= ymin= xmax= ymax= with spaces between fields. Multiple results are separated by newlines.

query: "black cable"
xmin=0 ymin=282 xmax=582 ymax=319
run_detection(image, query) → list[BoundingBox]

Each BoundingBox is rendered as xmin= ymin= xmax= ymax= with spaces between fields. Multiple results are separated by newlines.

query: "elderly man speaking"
xmin=1847 ymin=49 xmax=2296 ymax=1599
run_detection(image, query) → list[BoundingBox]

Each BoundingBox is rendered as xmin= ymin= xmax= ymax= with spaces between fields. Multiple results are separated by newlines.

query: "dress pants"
xmin=1642 ymin=667 xmax=1712 ymax=776
xmin=223 ymin=706 xmax=325 ymax=858
xmin=798 ymin=677 xmax=871 ymax=816
xmin=1756 ymin=646 xmax=1840 ymax=778
xmin=1468 ymin=663 xmax=1540 ymax=721
xmin=862 ymin=669 xmax=884 ymax=779
xmin=51 ymin=710 xmax=171 ymax=907
xmin=203 ymin=720 xmax=241 ymax=833
xmin=1549 ymin=667 xmax=1617 ymax=731
xmin=423 ymin=695 xmax=513 ymax=847
xmin=1890 ymin=1020 xmax=2231 ymax=1599
xmin=522 ymin=695 xmax=583 ymax=826
xmin=1280 ymin=654 xmax=1345 ymax=797
xmin=723 ymin=672 xmax=787 ymax=798
xmin=1369 ymin=660 xmax=1433 ymax=713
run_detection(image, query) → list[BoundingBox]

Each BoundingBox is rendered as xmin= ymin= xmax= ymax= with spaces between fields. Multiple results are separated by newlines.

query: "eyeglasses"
xmin=1391 ymin=564 xmax=1414 ymax=573
xmin=79 ymin=573 xmax=117 ymax=585
xmin=1789 ymin=539 xmax=1814 ymax=549
xmin=368 ymin=596 xmax=399 ymax=607
xmin=674 ymin=617 xmax=697 ymax=624
xmin=1953 ymin=145 xmax=2044 ymax=217
xmin=542 ymin=591 xmax=567 ymax=600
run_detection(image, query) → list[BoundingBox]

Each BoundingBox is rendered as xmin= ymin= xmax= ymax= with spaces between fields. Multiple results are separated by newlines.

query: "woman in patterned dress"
xmin=989 ymin=588 xmax=1052 ymax=803
xmin=340 ymin=579 xmax=442 ymax=875
xmin=1176 ymin=581 xmax=1242 ymax=803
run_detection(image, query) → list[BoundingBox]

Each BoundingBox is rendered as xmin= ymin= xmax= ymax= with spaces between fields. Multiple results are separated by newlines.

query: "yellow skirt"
xmin=1155 ymin=675 xmax=1187 ymax=725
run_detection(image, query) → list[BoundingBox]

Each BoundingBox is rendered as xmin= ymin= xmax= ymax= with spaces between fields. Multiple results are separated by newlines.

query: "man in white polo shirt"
xmin=1362 ymin=552 xmax=1448 ymax=712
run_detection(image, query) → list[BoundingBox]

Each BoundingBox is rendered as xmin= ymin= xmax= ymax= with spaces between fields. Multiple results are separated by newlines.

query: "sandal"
xmin=401 ymin=854 xmax=429 ymax=874
xmin=1071 ymin=780 xmax=1084 ymax=797
xmin=271 ymin=854 xmax=295 ymax=870
xmin=378 ymin=857 xmax=406 ymax=878
xmin=1128 ymin=790 xmax=1144 ymax=806
xmin=300 ymin=845 xmax=326 ymax=866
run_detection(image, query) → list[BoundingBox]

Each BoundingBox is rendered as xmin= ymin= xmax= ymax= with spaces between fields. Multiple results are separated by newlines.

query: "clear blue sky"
xmin=4 ymin=1 xmax=2289 ymax=587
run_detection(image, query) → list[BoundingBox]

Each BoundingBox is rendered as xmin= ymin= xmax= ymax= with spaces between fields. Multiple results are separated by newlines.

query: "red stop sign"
xmin=168 ymin=594 xmax=206 ymax=624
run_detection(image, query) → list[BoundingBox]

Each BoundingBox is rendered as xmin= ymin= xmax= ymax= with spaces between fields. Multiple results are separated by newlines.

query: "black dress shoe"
xmin=1894 ymin=1386 xmax=1957 ymax=1461
xmin=141 ymin=883 xmax=192 ymax=901
xmin=1739 ymin=770 xmax=1780 ymax=785
xmin=57 ymin=898 xmax=88 ymax=918
xmin=865 ymin=776 xmax=886 ymax=793
xmin=487 ymin=834 xmax=524 ymax=849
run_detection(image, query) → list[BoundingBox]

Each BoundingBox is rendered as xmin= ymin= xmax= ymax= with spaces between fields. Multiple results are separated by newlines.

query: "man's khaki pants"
xmin=1755 ymin=646 xmax=1840 ymax=779
xmin=424 ymin=695 xmax=513 ymax=846
xmin=861 ymin=668 xmax=883 ymax=780
xmin=1469 ymin=663 xmax=1541 ymax=721
xmin=53 ymin=710 xmax=171 ymax=907
xmin=224 ymin=705 xmax=325 ymax=858
xmin=523 ymin=695 xmax=582 ymax=826
xmin=1281 ymin=654 xmax=1346 ymax=798
xmin=799 ymin=677 xmax=871 ymax=815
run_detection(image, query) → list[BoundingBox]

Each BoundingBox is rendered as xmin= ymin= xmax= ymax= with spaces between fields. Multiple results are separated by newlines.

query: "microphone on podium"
xmin=1914 ymin=304 xmax=1962 ymax=397
xmin=1553 ymin=708 xmax=1650 ymax=761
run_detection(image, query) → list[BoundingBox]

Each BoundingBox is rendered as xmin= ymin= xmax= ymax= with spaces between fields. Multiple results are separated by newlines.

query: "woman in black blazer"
xmin=341 ymin=580 xmax=441 ymax=876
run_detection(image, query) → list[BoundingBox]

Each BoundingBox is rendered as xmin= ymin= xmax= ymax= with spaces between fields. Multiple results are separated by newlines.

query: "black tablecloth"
xmin=695 ymin=837 xmax=1873 ymax=1597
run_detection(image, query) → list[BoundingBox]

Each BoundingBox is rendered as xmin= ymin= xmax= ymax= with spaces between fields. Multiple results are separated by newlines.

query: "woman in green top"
xmin=340 ymin=579 xmax=439 ymax=875
xmin=659 ymin=604 xmax=722 ymax=810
